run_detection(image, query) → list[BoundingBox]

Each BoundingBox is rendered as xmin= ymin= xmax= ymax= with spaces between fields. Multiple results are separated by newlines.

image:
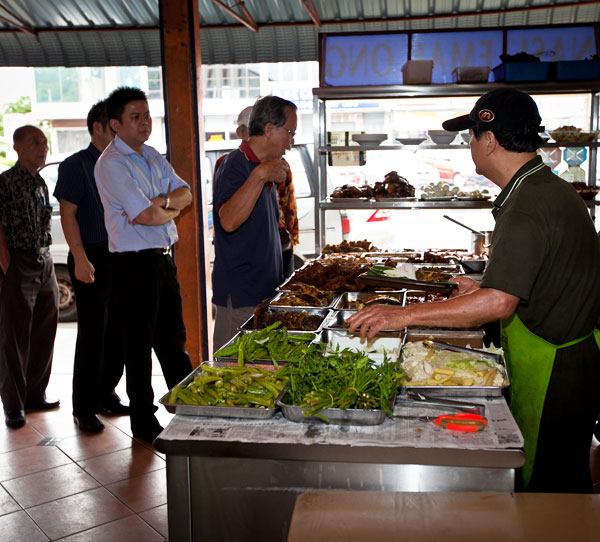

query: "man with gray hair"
xmin=0 ymin=125 xmax=59 ymax=429
xmin=212 ymin=96 xmax=297 ymax=349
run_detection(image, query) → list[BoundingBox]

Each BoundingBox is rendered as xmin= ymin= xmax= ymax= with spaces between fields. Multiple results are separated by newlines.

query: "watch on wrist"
xmin=158 ymin=193 xmax=170 ymax=209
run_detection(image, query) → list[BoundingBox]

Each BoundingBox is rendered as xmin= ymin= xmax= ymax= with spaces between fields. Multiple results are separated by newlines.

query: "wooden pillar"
xmin=159 ymin=0 xmax=211 ymax=365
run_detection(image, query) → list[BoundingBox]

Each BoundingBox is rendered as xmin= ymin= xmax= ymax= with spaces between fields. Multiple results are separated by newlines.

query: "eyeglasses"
xmin=280 ymin=127 xmax=296 ymax=138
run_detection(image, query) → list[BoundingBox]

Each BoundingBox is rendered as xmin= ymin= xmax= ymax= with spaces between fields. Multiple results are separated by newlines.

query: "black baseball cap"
xmin=442 ymin=88 xmax=543 ymax=133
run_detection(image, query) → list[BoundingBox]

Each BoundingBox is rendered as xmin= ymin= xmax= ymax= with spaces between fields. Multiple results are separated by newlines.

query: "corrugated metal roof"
xmin=0 ymin=0 xmax=598 ymax=66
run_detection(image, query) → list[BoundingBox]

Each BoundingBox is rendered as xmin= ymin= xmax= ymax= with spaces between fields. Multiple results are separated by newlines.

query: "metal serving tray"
xmin=358 ymin=273 xmax=458 ymax=295
xmin=400 ymin=337 xmax=509 ymax=397
xmin=403 ymin=289 xmax=449 ymax=305
xmin=321 ymin=309 xmax=356 ymax=330
xmin=405 ymin=329 xmax=484 ymax=348
xmin=319 ymin=328 xmax=402 ymax=364
xmin=159 ymin=362 xmax=285 ymax=418
xmin=269 ymin=290 xmax=341 ymax=310
xmin=214 ymin=329 xmax=319 ymax=365
xmin=239 ymin=307 xmax=331 ymax=333
xmin=415 ymin=263 xmax=464 ymax=275
xmin=332 ymin=291 xmax=405 ymax=310
xmin=276 ymin=393 xmax=395 ymax=425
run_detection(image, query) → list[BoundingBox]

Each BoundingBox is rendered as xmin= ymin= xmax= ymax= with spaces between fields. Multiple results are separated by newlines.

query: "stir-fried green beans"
xmin=213 ymin=322 xmax=315 ymax=365
xmin=281 ymin=344 xmax=406 ymax=420
xmin=168 ymin=364 xmax=288 ymax=408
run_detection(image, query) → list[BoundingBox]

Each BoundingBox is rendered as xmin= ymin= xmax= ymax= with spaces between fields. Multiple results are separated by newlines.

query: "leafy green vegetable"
xmin=280 ymin=343 xmax=406 ymax=420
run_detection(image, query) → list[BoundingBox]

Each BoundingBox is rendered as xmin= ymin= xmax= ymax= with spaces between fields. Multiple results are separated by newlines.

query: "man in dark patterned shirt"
xmin=0 ymin=125 xmax=60 ymax=429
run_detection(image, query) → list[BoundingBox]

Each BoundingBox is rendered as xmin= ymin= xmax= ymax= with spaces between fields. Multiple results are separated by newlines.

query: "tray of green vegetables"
xmin=275 ymin=344 xmax=405 ymax=425
xmin=213 ymin=322 xmax=317 ymax=364
xmin=160 ymin=362 xmax=288 ymax=418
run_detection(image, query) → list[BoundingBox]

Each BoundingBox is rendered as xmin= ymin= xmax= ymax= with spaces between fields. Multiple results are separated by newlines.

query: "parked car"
xmin=38 ymin=160 xmax=77 ymax=322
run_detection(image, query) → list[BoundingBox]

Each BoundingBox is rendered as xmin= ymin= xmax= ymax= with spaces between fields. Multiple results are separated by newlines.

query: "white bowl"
xmin=428 ymin=130 xmax=458 ymax=145
xmin=351 ymin=133 xmax=387 ymax=146
xmin=396 ymin=137 xmax=426 ymax=146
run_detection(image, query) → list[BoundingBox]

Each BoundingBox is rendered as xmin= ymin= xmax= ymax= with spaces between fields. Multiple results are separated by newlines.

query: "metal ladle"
xmin=442 ymin=215 xmax=483 ymax=235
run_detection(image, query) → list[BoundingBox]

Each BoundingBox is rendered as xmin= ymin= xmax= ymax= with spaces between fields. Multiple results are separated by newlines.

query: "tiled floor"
xmin=0 ymin=323 xmax=173 ymax=541
xmin=1 ymin=324 xmax=600 ymax=541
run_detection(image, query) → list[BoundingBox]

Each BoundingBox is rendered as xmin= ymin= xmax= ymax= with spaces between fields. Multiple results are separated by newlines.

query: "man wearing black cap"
xmin=349 ymin=88 xmax=600 ymax=493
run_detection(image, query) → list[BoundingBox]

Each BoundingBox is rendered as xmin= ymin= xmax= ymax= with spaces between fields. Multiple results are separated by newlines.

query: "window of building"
xmin=55 ymin=129 xmax=89 ymax=155
xmin=35 ymin=68 xmax=79 ymax=103
xmin=147 ymin=67 xmax=162 ymax=100
xmin=119 ymin=67 xmax=141 ymax=88
xmin=201 ymin=64 xmax=260 ymax=99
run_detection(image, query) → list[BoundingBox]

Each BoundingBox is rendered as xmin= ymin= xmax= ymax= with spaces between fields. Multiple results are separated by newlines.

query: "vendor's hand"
xmin=450 ymin=275 xmax=480 ymax=296
xmin=347 ymin=305 xmax=409 ymax=342
xmin=74 ymin=257 xmax=95 ymax=283
xmin=258 ymin=159 xmax=288 ymax=185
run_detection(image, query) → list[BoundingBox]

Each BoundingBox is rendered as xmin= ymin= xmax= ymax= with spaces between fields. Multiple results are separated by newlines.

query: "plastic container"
xmin=556 ymin=60 xmax=600 ymax=81
xmin=401 ymin=60 xmax=433 ymax=84
xmin=452 ymin=66 xmax=490 ymax=83
xmin=492 ymin=62 xmax=551 ymax=82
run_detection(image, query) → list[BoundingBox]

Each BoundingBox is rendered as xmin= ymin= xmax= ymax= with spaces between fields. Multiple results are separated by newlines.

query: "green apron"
xmin=501 ymin=314 xmax=600 ymax=487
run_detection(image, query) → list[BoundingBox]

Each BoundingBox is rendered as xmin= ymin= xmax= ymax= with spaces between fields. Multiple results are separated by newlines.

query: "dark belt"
xmin=12 ymin=246 xmax=49 ymax=255
xmin=136 ymin=247 xmax=171 ymax=255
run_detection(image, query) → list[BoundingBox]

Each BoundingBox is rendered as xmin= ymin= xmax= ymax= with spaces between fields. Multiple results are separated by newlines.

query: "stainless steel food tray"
xmin=239 ymin=307 xmax=331 ymax=333
xmin=399 ymin=340 xmax=509 ymax=397
xmin=404 ymin=289 xmax=450 ymax=305
xmin=276 ymin=394 xmax=394 ymax=425
xmin=332 ymin=291 xmax=405 ymax=310
xmin=405 ymin=328 xmax=484 ymax=348
xmin=269 ymin=290 xmax=341 ymax=310
xmin=416 ymin=263 xmax=464 ymax=275
xmin=159 ymin=363 xmax=285 ymax=418
xmin=321 ymin=309 xmax=356 ymax=330
xmin=214 ymin=329 xmax=319 ymax=364
xmin=321 ymin=310 xmax=406 ymax=337
xmin=319 ymin=328 xmax=403 ymax=364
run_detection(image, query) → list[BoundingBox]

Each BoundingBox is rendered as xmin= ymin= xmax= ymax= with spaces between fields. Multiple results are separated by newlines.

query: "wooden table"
xmin=288 ymin=490 xmax=600 ymax=541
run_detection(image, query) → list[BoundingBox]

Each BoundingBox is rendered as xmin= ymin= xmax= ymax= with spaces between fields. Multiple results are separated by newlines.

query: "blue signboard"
xmin=320 ymin=26 xmax=597 ymax=87
xmin=412 ymin=31 xmax=503 ymax=83
xmin=506 ymin=27 xmax=597 ymax=60
xmin=323 ymin=34 xmax=409 ymax=86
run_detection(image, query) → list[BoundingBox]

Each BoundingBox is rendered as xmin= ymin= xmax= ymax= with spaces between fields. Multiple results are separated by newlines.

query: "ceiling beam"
xmin=301 ymin=0 xmax=322 ymax=29
xmin=210 ymin=0 xmax=258 ymax=33
xmin=0 ymin=2 xmax=37 ymax=36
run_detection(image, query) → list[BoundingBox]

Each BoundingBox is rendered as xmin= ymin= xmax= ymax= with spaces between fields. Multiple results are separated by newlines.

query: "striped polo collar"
xmin=493 ymin=155 xmax=545 ymax=210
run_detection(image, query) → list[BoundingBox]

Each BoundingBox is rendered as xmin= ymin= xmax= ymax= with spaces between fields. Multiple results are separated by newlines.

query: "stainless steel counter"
xmin=155 ymin=396 xmax=524 ymax=542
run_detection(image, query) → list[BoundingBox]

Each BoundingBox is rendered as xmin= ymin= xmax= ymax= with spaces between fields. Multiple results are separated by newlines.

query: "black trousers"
xmin=0 ymin=251 xmax=59 ymax=411
xmin=282 ymin=248 xmax=294 ymax=279
xmin=109 ymin=250 xmax=192 ymax=430
xmin=68 ymin=244 xmax=125 ymax=416
xmin=523 ymin=334 xmax=600 ymax=493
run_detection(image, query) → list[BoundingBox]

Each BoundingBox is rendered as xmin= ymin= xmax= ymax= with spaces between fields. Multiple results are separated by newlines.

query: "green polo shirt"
xmin=480 ymin=156 xmax=600 ymax=344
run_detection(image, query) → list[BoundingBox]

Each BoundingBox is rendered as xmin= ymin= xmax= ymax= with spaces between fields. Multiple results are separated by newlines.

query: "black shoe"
xmin=73 ymin=414 xmax=105 ymax=433
xmin=132 ymin=419 xmax=164 ymax=444
xmin=99 ymin=397 xmax=130 ymax=416
xmin=5 ymin=409 xmax=26 ymax=428
xmin=25 ymin=398 xmax=60 ymax=411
